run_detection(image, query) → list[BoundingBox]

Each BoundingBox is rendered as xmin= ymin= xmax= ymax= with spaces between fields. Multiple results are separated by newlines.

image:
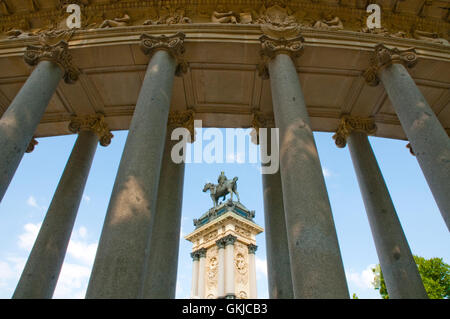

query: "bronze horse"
xmin=203 ymin=176 xmax=240 ymax=207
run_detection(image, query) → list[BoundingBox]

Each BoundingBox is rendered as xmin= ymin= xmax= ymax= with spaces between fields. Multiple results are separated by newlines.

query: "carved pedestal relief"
xmin=185 ymin=199 xmax=263 ymax=299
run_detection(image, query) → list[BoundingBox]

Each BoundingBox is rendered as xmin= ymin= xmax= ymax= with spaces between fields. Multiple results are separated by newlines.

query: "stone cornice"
xmin=68 ymin=113 xmax=113 ymax=146
xmin=333 ymin=115 xmax=377 ymax=148
xmin=23 ymin=30 xmax=79 ymax=84
xmin=363 ymin=43 xmax=418 ymax=87
xmin=140 ymin=32 xmax=187 ymax=76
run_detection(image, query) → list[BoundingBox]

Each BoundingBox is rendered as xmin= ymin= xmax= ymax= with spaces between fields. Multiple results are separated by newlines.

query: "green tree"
xmin=372 ymin=255 xmax=450 ymax=299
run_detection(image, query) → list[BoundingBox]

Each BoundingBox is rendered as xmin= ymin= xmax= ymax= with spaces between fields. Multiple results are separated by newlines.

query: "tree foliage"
xmin=372 ymin=255 xmax=450 ymax=299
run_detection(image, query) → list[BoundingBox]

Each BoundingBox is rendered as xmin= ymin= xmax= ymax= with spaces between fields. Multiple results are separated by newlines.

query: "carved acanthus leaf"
xmin=140 ymin=32 xmax=187 ymax=76
xmin=168 ymin=109 xmax=195 ymax=142
xmin=68 ymin=114 xmax=114 ymax=147
xmin=363 ymin=43 xmax=418 ymax=87
xmin=24 ymin=30 xmax=79 ymax=84
xmin=333 ymin=115 xmax=377 ymax=148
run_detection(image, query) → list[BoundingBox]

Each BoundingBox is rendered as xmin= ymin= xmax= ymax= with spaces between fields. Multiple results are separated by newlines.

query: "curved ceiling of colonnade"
xmin=0 ymin=0 xmax=449 ymax=141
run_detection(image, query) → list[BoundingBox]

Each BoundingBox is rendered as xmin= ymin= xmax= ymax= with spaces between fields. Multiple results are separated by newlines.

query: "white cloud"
xmin=322 ymin=168 xmax=332 ymax=178
xmin=26 ymin=196 xmax=47 ymax=211
xmin=255 ymin=256 xmax=267 ymax=278
xmin=66 ymin=239 xmax=97 ymax=265
xmin=18 ymin=222 xmax=41 ymax=251
xmin=347 ymin=264 xmax=376 ymax=290
xmin=52 ymin=262 xmax=91 ymax=299
xmin=0 ymin=261 xmax=15 ymax=288
xmin=82 ymin=195 xmax=90 ymax=203
xmin=77 ymin=226 xmax=88 ymax=239
xmin=26 ymin=196 xmax=38 ymax=208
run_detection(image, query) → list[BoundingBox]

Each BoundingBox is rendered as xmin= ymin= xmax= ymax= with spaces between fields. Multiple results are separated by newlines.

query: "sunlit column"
xmin=247 ymin=244 xmax=258 ymax=299
xmin=334 ymin=116 xmax=428 ymax=299
xmin=216 ymin=238 xmax=226 ymax=298
xmin=86 ymin=33 xmax=187 ymax=298
xmin=224 ymin=234 xmax=237 ymax=299
xmin=190 ymin=251 xmax=200 ymax=298
xmin=364 ymin=44 xmax=450 ymax=231
xmin=141 ymin=110 xmax=194 ymax=299
xmin=0 ymin=32 xmax=79 ymax=202
xmin=197 ymin=248 xmax=207 ymax=299
xmin=252 ymin=113 xmax=293 ymax=299
xmin=12 ymin=115 xmax=112 ymax=299
xmin=259 ymin=34 xmax=349 ymax=299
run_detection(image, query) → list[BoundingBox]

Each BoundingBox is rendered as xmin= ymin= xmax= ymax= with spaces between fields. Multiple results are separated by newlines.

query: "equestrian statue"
xmin=203 ymin=172 xmax=240 ymax=207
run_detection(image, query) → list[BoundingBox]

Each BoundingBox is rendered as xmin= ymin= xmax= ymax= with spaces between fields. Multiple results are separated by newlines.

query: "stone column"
xmin=334 ymin=116 xmax=428 ymax=299
xmin=259 ymin=34 xmax=349 ymax=299
xmin=197 ymin=248 xmax=207 ymax=299
xmin=216 ymin=238 xmax=226 ymax=298
xmin=12 ymin=115 xmax=112 ymax=299
xmin=190 ymin=251 xmax=200 ymax=298
xmin=86 ymin=33 xmax=186 ymax=298
xmin=141 ymin=110 xmax=194 ymax=299
xmin=364 ymin=44 xmax=450 ymax=231
xmin=252 ymin=112 xmax=294 ymax=299
xmin=247 ymin=244 xmax=258 ymax=299
xmin=224 ymin=234 xmax=237 ymax=299
xmin=0 ymin=33 xmax=79 ymax=202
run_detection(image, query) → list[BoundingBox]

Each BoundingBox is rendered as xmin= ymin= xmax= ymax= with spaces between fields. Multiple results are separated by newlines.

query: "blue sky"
xmin=0 ymin=128 xmax=448 ymax=299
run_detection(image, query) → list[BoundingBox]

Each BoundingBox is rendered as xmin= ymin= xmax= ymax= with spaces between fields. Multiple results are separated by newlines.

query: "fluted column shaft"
xmin=216 ymin=239 xmax=226 ymax=298
xmin=347 ymin=131 xmax=428 ymax=299
xmin=247 ymin=244 xmax=258 ymax=299
xmin=197 ymin=249 xmax=207 ymax=299
xmin=86 ymin=33 xmax=185 ymax=298
xmin=191 ymin=254 xmax=200 ymax=298
xmin=261 ymin=35 xmax=349 ymax=299
xmin=366 ymin=44 xmax=450 ymax=230
xmin=224 ymin=234 xmax=236 ymax=298
xmin=13 ymin=129 xmax=100 ymax=298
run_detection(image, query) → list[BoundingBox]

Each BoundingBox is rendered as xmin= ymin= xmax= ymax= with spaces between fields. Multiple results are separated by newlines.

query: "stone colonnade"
xmin=0 ymin=30 xmax=447 ymax=298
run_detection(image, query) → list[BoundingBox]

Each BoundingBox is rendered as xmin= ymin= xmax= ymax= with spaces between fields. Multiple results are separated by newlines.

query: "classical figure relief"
xmin=208 ymin=257 xmax=218 ymax=281
xmin=313 ymin=13 xmax=344 ymax=31
xmin=0 ymin=0 xmax=11 ymax=16
xmin=235 ymin=253 xmax=247 ymax=275
xmin=211 ymin=5 xmax=238 ymax=24
xmin=99 ymin=13 xmax=130 ymax=28
xmin=143 ymin=6 xmax=192 ymax=25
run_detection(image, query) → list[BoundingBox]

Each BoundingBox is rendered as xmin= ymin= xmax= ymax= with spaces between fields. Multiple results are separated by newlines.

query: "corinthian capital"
xmin=363 ymin=43 xmax=418 ymax=86
xmin=333 ymin=115 xmax=377 ymax=148
xmin=251 ymin=111 xmax=275 ymax=145
xmin=260 ymin=34 xmax=304 ymax=59
xmin=258 ymin=34 xmax=304 ymax=79
xmin=168 ymin=109 xmax=195 ymax=142
xmin=24 ymin=30 xmax=79 ymax=84
xmin=68 ymin=114 xmax=114 ymax=147
xmin=140 ymin=32 xmax=187 ymax=76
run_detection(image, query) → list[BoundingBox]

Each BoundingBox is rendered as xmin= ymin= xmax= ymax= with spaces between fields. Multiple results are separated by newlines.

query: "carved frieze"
xmin=363 ymin=43 xmax=418 ymax=86
xmin=333 ymin=115 xmax=377 ymax=148
xmin=68 ymin=113 xmax=114 ymax=147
